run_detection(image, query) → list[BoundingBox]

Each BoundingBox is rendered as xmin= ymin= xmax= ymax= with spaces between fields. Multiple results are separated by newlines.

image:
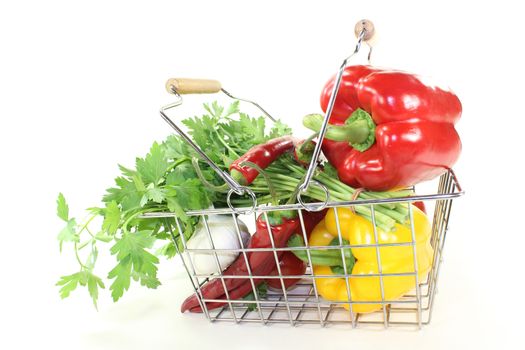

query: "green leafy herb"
xmin=57 ymin=192 xmax=69 ymax=221
xmin=56 ymin=101 xmax=292 ymax=306
xmin=56 ymin=270 xmax=105 ymax=309
xmin=107 ymin=230 xmax=160 ymax=301
xmin=57 ymin=218 xmax=78 ymax=251
xmin=102 ymin=201 xmax=121 ymax=235
xmin=136 ymin=142 xmax=169 ymax=185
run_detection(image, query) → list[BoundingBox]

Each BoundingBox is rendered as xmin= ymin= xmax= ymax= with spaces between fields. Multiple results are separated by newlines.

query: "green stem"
xmin=77 ymin=239 xmax=93 ymax=250
xmin=218 ymin=125 xmax=242 ymax=150
xmin=166 ymin=156 xmax=191 ymax=172
xmin=252 ymin=159 xmax=411 ymax=230
xmin=74 ymin=242 xmax=88 ymax=270
xmin=302 ymin=114 xmax=368 ymax=143
xmin=302 ymin=109 xmax=376 ymax=152
xmin=395 ymin=204 xmax=409 ymax=216
xmin=77 ymin=214 xmax=97 ymax=238
xmin=231 ymin=194 xmax=291 ymax=205
xmin=213 ymin=131 xmax=240 ymax=158
xmin=284 ymin=163 xmax=413 ymax=214
xmin=288 ymin=235 xmax=355 ymax=269
xmin=121 ymin=208 xmax=165 ymax=234
xmin=253 ymin=175 xmax=400 ymax=228
xmin=299 ymin=132 xmax=319 ymax=153
xmin=240 ymin=161 xmax=278 ymax=205
xmin=191 ymin=157 xmax=229 ymax=192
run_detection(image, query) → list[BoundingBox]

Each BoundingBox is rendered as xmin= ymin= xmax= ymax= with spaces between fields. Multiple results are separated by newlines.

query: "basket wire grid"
xmin=144 ymin=20 xmax=464 ymax=329
xmin=145 ymin=170 xmax=462 ymax=329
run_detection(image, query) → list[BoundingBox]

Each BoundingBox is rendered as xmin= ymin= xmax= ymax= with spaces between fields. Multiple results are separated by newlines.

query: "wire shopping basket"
xmin=143 ymin=20 xmax=464 ymax=329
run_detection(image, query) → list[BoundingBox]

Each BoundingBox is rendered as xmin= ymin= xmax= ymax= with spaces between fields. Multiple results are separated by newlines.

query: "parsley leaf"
xmin=162 ymin=135 xmax=193 ymax=160
xmin=57 ymin=272 xmax=83 ymax=299
xmin=132 ymin=271 xmax=162 ymax=288
xmin=108 ymin=231 xmax=160 ymax=302
xmin=204 ymin=101 xmax=225 ymax=119
xmin=118 ymin=164 xmax=137 ymax=177
xmin=269 ymin=119 xmax=293 ymax=139
xmin=57 ymin=218 xmax=78 ymax=252
xmin=102 ymin=201 xmax=121 ymax=235
xmin=56 ymin=271 xmax=105 ymax=308
xmin=87 ymin=272 xmax=105 ymax=309
xmin=57 ymin=193 xmax=69 ymax=221
xmin=107 ymin=259 xmax=132 ymax=302
xmin=103 ymin=177 xmax=142 ymax=211
xmin=166 ymin=178 xmax=209 ymax=210
xmin=136 ymin=142 xmax=168 ymax=185
xmin=145 ymin=185 xmax=166 ymax=203
xmin=224 ymin=100 xmax=240 ymax=117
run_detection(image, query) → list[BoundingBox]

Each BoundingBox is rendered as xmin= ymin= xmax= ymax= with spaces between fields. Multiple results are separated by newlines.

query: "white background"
xmin=1 ymin=1 xmax=524 ymax=349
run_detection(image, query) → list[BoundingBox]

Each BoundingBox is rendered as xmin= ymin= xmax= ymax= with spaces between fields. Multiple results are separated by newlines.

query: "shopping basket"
xmin=143 ymin=20 xmax=464 ymax=329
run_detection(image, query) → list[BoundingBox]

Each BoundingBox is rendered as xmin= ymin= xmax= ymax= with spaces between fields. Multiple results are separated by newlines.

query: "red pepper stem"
xmin=299 ymin=132 xmax=318 ymax=153
xmin=302 ymin=114 xmax=366 ymax=143
xmin=287 ymin=234 xmax=355 ymax=271
xmin=230 ymin=168 xmax=248 ymax=186
xmin=303 ymin=109 xmax=376 ymax=152
xmin=342 ymin=118 xmax=371 ymax=143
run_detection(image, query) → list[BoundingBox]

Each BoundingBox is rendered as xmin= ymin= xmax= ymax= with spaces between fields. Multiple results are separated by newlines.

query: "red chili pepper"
xmin=229 ymin=136 xmax=294 ymax=185
xmin=266 ymin=252 xmax=306 ymax=290
xmin=266 ymin=209 xmax=327 ymax=290
xmin=304 ymin=65 xmax=462 ymax=191
xmin=248 ymin=211 xmax=299 ymax=268
xmin=180 ymin=212 xmax=299 ymax=313
xmin=293 ymin=139 xmax=316 ymax=167
xmin=187 ymin=276 xmax=261 ymax=313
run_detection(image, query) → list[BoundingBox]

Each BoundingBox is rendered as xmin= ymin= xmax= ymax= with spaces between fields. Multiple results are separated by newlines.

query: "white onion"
xmin=186 ymin=215 xmax=250 ymax=275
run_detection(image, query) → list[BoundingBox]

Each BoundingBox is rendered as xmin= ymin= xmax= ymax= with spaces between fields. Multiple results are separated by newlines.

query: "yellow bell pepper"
xmin=309 ymin=206 xmax=433 ymax=313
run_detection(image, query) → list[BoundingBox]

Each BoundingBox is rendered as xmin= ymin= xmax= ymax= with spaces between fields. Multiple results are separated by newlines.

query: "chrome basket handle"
xmin=160 ymin=78 xmax=277 ymax=212
xmin=297 ymin=19 xmax=375 ymax=201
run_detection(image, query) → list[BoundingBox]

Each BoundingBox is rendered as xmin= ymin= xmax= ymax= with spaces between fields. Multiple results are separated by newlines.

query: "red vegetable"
xmin=184 ymin=273 xmax=261 ymax=313
xmin=266 ymin=209 xmax=326 ymax=290
xmin=180 ymin=212 xmax=299 ymax=313
xmin=230 ymin=136 xmax=294 ymax=185
xmin=266 ymin=252 xmax=306 ymax=290
xmin=305 ymin=65 xmax=462 ymax=191
xmin=293 ymin=139 xmax=315 ymax=167
xmin=414 ymin=201 xmax=426 ymax=213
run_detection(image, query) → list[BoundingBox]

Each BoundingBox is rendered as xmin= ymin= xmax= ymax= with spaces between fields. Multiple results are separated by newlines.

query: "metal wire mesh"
xmin=154 ymin=169 xmax=462 ymax=329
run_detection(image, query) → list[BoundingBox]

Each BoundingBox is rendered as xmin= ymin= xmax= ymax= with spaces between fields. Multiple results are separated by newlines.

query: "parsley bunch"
xmin=56 ymin=101 xmax=291 ymax=307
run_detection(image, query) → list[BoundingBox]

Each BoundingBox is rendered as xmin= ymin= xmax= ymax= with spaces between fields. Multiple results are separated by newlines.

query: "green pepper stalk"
xmin=287 ymin=234 xmax=355 ymax=274
xmin=231 ymin=158 xmax=413 ymax=231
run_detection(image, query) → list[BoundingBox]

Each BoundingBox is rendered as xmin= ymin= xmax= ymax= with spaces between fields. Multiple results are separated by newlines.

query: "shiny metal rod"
xmin=298 ymin=25 xmax=372 ymax=198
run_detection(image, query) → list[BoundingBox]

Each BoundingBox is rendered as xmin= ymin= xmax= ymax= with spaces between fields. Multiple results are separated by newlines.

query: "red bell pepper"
xmin=304 ymin=65 xmax=462 ymax=191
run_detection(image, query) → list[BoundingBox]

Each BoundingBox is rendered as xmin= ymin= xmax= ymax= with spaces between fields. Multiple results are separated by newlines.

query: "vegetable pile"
xmin=56 ymin=66 xmax=461 ymax=314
